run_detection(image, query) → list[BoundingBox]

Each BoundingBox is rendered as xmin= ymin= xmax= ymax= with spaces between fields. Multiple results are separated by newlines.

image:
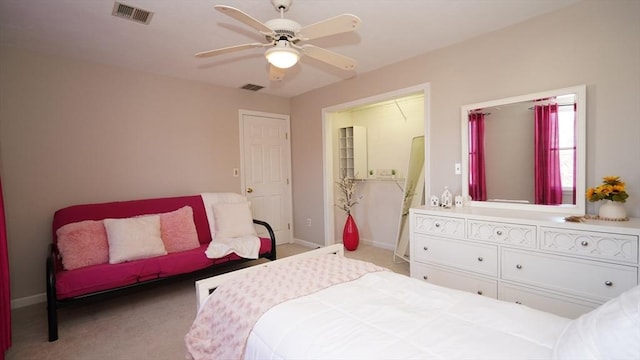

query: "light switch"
xmin=455 ymin=163 xmax=461 ymax=175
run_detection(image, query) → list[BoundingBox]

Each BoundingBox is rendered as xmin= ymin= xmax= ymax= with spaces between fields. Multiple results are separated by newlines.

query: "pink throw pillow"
xmin=56 ymin=220 xmax=109 ymax=270
xmin=160 ymin=206 xmax=200 ymax=253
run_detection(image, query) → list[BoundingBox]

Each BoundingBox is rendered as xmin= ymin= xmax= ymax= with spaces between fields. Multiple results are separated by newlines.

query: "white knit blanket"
xmin=184 ymin=254 xmax=387 ymax=360
xmin=200 ymin=193 xmax=260 ymax=259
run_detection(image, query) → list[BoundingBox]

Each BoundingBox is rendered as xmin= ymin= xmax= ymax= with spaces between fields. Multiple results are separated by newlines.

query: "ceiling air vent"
xmin=112 ymin=2 xmax=154 ymax=25
xmin=241 ymin=84 xmax=264 ymax=91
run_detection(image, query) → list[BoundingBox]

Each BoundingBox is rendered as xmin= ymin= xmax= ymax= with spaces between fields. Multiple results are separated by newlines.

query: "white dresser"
xmin=409 ymin=206 xmax=640 ymax=318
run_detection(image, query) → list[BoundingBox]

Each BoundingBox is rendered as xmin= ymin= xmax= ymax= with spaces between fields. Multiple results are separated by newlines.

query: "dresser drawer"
xmin=501 ymin=248 xmax=638 ymax=301
xmin=412 ymin=214 xmax=464 ymax=239
xmin=540 ymin=227 xmax=638 ymax=264
xmin=412 ymin=262 xmax=497 ymax=298
xmin=414 ymin=234 xmax=498 ymax=276
xmin=468 ymin=220 xmax=536 ymax=248
xmin=500 ymin=283 xmax=599 ymax=319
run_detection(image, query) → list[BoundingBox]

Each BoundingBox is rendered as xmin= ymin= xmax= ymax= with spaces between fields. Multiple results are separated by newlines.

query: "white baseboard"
xmin=291 ymin=237 xmax=395 ymax=252
xmin=291 ymin=238 xmax=323 ymax=249
xmin=12 ymin=292 xmax=46 ymax=309
xmin=359 ymin=238 xmax=395 ymax=251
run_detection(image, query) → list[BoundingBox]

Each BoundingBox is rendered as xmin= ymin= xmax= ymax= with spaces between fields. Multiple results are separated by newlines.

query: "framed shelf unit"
xmin=338 ymin=126 xmax=367 ymax=179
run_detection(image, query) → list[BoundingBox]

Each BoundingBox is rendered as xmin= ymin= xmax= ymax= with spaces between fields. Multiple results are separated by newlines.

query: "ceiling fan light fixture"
xmin=265 ymin=41 xmax=300 ymax=69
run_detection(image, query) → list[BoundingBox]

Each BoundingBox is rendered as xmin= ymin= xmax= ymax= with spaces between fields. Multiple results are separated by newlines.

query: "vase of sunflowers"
xmin=586 ymin=176 xmax=629 ymax=220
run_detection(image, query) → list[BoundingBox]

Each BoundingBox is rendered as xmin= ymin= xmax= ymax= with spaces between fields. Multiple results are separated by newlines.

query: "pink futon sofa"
xmin=46 ymin=194 xmax=276 ymax=341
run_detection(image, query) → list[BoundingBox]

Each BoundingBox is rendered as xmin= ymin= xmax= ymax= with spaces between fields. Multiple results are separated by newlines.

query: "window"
xmin=558 ymin=104 xmax=575 ymax=190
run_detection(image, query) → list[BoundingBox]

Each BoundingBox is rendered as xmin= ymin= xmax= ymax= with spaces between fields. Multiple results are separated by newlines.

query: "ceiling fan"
xmin=195 ymin=0 xmax=361 ymax=81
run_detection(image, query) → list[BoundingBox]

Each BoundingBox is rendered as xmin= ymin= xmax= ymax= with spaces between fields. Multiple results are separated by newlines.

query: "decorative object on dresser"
xmin=409 ymin=206 xmax=640 ymax=319
xmin=430 ymin=195 xmax=440 ymax=207
xmin=335 ymin=176 xmax=362 ymax=250
xmin=455 ymin=195 xmax=463 ymax=207
xmin=586 ymin=176 xmax=629 ymax=221
xmin=440 ymin=186 xmax=452 ymax=208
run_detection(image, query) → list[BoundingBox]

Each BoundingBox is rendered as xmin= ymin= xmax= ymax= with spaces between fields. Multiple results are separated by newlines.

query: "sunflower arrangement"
xmin=586 ymin=176 xmax=629 ymax=203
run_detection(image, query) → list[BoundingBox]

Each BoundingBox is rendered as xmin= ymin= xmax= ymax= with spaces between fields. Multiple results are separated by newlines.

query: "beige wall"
xmin=290 ymin=0 xmax=640 ymax=246
xmin=0 ymin=47 xmax=289 ymax=300
xmin=351 ymin=96 xmax=424 ymax=178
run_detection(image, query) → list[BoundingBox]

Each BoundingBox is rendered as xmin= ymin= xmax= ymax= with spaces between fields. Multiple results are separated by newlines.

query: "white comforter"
xmin=244 ymin=271 xmax=570 ymax=360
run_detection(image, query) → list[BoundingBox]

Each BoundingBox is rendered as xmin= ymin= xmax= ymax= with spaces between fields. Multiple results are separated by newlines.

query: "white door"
xmin=240 ymin=110 xmax=292 ymax=245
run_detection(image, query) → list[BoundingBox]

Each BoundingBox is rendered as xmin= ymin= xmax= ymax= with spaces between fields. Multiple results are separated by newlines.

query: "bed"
xmin=185 ymin=244 xmax=640 ymax=360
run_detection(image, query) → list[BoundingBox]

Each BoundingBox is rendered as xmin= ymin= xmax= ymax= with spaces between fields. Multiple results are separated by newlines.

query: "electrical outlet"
xmin=306 ymin=218 xmax=312 ymax=227
xmin=455 ymin=163 xmax=461 ymax=175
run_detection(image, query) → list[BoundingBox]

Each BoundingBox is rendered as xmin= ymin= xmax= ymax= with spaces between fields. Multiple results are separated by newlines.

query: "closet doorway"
xmin=322 ymin=84 xmax=430 ymax=250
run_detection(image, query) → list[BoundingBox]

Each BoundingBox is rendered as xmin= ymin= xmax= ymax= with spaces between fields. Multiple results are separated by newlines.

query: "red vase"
xmin=342 ymin=214 xmax=359 ymax=251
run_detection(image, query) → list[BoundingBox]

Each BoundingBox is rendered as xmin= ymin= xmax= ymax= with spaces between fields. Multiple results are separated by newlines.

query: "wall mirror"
xmin=461 ymin=85 xmax=586 ymax=215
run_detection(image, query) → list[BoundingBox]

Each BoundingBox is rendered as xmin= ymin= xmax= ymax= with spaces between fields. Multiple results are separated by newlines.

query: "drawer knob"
xmin=581 ymin=240 xmax=589 ymax=246
xmin=423 ymin=275 xmax=428 ymax=280
xmin=605 ymin=281 xmax=613 ymax=287
xmin=477 ymin=290 xmax=483 ymax=295
xmin=515 ymin=301 xmax=522 ymax=305
xmin=516 ymin=264 xmax=522 ymax=269
xmin=423 ymin=246 xmax=428 ymax=251
xmin=435 ymin=223 xmax=441 ymax=228
xmin=477 ymin=257 xmax=484 ymax=262
xmin=496 ymin=230 xmax=503 ymax=236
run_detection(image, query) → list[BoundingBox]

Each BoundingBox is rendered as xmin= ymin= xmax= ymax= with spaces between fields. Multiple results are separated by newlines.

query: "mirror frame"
xmin=461 ymin=85 xmax=586 ymax=215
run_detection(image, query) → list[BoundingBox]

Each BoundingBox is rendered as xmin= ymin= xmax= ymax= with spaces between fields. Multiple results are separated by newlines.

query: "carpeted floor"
xmin=7 ymin=243 xmax=409 ymax=360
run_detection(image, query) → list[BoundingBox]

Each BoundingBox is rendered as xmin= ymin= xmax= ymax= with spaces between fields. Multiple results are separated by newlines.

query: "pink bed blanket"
xmin=185 ymin=254 xmax=387 ymax=360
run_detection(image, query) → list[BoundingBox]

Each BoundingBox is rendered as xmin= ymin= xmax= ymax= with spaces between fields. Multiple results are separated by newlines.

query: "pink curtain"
xmin=572 ymin=103 xmax=577 ymax=204
xmin=0 ymin=176 xmax=10 ymax=356
xmin=468 ymin=113 xmax=487 ymax=201
xmin=534 ymin=104 xmax=562 ymax=205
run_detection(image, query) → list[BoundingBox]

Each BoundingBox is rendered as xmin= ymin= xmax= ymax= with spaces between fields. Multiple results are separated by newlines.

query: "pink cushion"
xmin=56 ymin=220 xmax=109 ymax=270
xmin=159 ymin=206 xmax=200 ymax=253
xmin=52 ymin=195 xmax=213 ymax=247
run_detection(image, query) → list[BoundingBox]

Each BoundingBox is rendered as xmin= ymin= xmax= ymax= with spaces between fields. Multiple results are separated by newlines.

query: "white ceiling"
xmin=0 ymin=0 xmax=581 ymax=98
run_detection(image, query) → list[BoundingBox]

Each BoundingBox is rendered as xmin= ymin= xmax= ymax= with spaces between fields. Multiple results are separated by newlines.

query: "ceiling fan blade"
xmin=298 ymin=14 xmax=361 ymax=41
xmin=301 ymin=44 xmax=357 ymax=70
xmin=214 ymin=5 xmax=273 ymax=35
xmin=195 ymin=43 xmax=265 ymax=58
xmin=269 ymin=65 xmax=285 ymax=81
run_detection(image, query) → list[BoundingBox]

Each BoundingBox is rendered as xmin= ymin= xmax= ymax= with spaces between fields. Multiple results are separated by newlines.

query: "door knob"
xmin=246 ymin=187 xmax=253 ymax=193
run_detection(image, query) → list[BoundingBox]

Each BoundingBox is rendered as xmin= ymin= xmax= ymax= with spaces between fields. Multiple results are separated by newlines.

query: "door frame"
xmin=321 ymin=83 xmax=431 ymax=247
xmin=239 ymin=109 xmax=293 ymax=244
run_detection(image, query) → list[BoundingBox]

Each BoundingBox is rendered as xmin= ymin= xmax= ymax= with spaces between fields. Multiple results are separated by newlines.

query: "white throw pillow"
xmin=212 ymin=201 xmax=257 ymax=238
xmin=104 ymin=215 xmax=167 ymax=264
xmin=552 ymin=285 xmax=640 ymax=360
